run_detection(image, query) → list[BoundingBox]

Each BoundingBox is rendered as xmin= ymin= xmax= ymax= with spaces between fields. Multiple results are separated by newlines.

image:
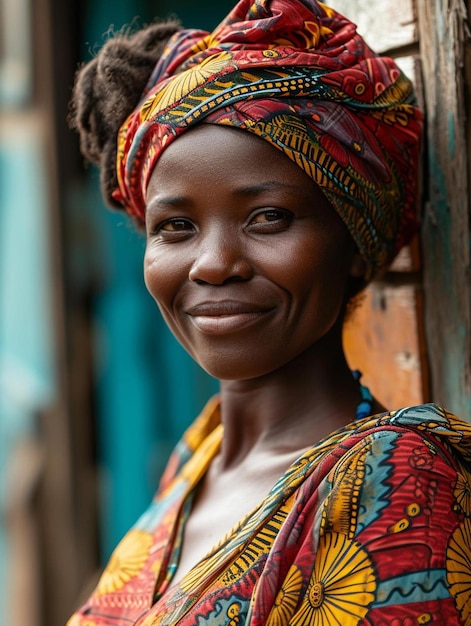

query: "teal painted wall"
xmin=79 ymin=0 xmax=233 ymax=560
xmin=155 ymin=0 xmax=235 ymax=28
xmin=0 ymin=121 xmax=55 ymax=625
xmin=0 ymin=1 xmax=55 ymax=621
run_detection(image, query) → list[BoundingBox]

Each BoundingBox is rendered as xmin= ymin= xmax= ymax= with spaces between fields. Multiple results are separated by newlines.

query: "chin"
xmin=193 ymin=349 xmax=295 ymax=382
xmin=195 ymin=359 xmax=260 ymax=382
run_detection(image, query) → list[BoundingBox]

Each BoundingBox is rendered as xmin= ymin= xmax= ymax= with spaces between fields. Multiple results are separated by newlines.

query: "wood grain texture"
xmin=325 ymin=0 xmax=417 ymax=52
xmin=343 ymin=283 xmax=428 ymax=409
xmin=326 ymin=0 xmax=426 ymax=410
xmin=417 ymin=0 xmax=471 ymax=418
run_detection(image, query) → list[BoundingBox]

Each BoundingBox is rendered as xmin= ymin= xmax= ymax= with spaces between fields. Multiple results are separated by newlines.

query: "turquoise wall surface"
xmin=0 ymin=0 xmax=54 ymax=620
xmin=80 ymin=0 xmax=233 ymax=560
xmin=0 ymin=119 xmax=55 ymax=625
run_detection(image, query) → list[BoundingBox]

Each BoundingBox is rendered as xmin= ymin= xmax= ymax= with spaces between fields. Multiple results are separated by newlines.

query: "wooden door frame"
xmin=416 ymin=0 xmax=471 ymax=417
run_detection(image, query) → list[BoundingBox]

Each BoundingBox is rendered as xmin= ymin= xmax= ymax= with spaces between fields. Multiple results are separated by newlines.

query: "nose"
xmin=188 ymin=228 xmax=253 ymax=285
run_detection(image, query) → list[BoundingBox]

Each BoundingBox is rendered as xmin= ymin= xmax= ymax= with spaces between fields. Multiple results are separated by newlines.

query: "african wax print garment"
xmin=68 ymin=397 xmax=471 ymax=625
xmin=113 ymin=0 xmax=423 ymax=279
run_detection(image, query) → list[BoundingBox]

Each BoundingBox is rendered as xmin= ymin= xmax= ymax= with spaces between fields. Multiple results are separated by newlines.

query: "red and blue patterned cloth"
xmin=113 ymin=0 xmax=423 ymax=278
xmin=69 ymin=398 xmax=471 ymax=625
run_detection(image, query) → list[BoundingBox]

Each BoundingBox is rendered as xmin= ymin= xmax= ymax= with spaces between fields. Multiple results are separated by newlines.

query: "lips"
xmin=185 ymin=300 xmax=275 ymax=335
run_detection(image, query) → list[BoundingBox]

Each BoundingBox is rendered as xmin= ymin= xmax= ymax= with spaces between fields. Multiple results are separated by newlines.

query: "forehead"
xmin=146 ymin=124 xmax=331 ymax=207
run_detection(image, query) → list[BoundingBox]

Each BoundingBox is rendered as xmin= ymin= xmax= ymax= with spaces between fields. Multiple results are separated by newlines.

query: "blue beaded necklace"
xmin=352 ymin=369 xmax=374 ymax=420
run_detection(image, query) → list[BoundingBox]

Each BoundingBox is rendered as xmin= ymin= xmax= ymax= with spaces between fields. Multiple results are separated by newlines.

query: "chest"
xmin=172 ymin=473 xmax=273 ymax=585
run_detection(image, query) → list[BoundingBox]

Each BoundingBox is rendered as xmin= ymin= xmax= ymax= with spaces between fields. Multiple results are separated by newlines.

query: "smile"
xmin=185 ymin=301 xmax=274 ymax=335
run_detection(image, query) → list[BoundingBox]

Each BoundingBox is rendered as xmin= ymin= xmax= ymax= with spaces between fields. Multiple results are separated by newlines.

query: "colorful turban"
xmin=113 ymin=0 xmax=423 ymax=278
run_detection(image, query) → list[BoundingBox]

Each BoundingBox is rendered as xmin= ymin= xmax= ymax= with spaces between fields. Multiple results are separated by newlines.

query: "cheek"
xmin=144 ymin=249 xmax=195 ymax=352
xmin=143 ymin=248 xmax=162 ymax=301
xmin=276 ymin=237 xmax=354 ymax=338
xmin=143 ymin=246 xmax=183 ymax=310
xmin=276 ymin=236 xmax=351 ymax=299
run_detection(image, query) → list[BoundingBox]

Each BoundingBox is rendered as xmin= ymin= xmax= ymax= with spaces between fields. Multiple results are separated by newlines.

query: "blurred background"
xmin=0 ymin=1 xmax=231 ymax=624
xmin=1 ymin=0 xmax=469 ymax=624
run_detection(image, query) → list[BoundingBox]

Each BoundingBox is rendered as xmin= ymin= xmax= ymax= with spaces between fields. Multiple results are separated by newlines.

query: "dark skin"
xmin=144 ymin=125 xmax=384 ymax=584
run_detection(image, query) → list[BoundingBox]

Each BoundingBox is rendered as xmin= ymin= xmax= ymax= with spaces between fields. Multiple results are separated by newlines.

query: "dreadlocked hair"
xmin=69 ymin=20 xmax=182 ymax=212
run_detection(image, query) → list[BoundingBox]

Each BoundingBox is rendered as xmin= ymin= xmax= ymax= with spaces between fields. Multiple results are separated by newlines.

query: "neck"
xmin=217 ymin=325 xmax=362 ymax=469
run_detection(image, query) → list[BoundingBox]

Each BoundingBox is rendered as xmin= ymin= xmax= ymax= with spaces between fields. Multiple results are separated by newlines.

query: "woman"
xmin=68 ymin=0 xmax=471 ymax=624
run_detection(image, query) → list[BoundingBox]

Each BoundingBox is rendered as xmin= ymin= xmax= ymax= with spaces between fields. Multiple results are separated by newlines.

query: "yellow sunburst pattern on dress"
xmin=291 ymin=532 xmax=376 ymax=626
xmin=446 ymin=517 xmax=471 ymax=625
xmin=266 ymin=565 xmax=304 ymax=626
xmin=449 ymin=414 xmax=471 ymax=458
xmin=95 ymin=529 xmax=153 ymax=596
xmin=140 ymin=51 xmax=233 ymax=121
xmin=320 ymin=441 xmax=369 ymax=540
xmin=454 ymin=472 xmax=471 ymax=516
xmin=189 ymin=32 xmax=219 ymax=56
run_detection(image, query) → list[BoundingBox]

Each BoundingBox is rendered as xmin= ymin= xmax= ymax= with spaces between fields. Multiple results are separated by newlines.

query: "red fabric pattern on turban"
xmin=113 ymin=0 xmax=423 ymax=277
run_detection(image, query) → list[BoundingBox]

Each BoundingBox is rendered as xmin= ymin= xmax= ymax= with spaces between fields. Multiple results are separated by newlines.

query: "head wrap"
xmin=113 ymin=0 xmax=423 ymax=278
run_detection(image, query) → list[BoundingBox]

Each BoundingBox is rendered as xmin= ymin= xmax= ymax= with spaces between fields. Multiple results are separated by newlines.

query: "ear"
xmin=349 ymin=251 xmax=368 ymax=279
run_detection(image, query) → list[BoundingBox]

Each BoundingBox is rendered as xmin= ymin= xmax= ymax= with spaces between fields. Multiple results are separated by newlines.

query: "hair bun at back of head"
xmin=69 ymin=20 xmax=181 ymax=212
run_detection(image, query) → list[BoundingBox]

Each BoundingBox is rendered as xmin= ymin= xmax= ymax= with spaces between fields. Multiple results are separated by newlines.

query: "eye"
xmin=148 ymin=217 xmax=195 ymax=240
xmin=160 ymin=218 xmax=193 ymax=231
xmin=248 ymin=209 xmax=293 ymax=232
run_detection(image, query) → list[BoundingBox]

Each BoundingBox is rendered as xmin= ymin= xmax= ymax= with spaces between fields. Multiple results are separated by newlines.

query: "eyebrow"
xmin=146 ymin=180 xmax=305 ymax=214
xmin=147 ymin=195 xmax=189 ymax=210
xmin=233 ymin=181 xmax=302 ymax=196
xmin=145 ymin=193 xmax=198 ymax=219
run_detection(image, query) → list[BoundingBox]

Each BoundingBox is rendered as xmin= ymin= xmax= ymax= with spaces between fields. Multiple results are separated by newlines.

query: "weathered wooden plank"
xmin=324 ymin=1 xmax=426 ymax=412
xmin=416 ymin=0 xmax=471 ymax=418
xmin=5 ymin=439 xmax=43 ymax=626
xmin=326 ymin=0 xmax=417 ymax=53
xmin=343 ymin=283 xmax=428 ymax=410
xmin=394 ymin=54 xmax=419 ymax=86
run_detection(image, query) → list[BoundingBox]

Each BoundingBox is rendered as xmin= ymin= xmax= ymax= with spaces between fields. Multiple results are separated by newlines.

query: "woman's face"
xmin=144 ymin=125 xmax=360 ymax=380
